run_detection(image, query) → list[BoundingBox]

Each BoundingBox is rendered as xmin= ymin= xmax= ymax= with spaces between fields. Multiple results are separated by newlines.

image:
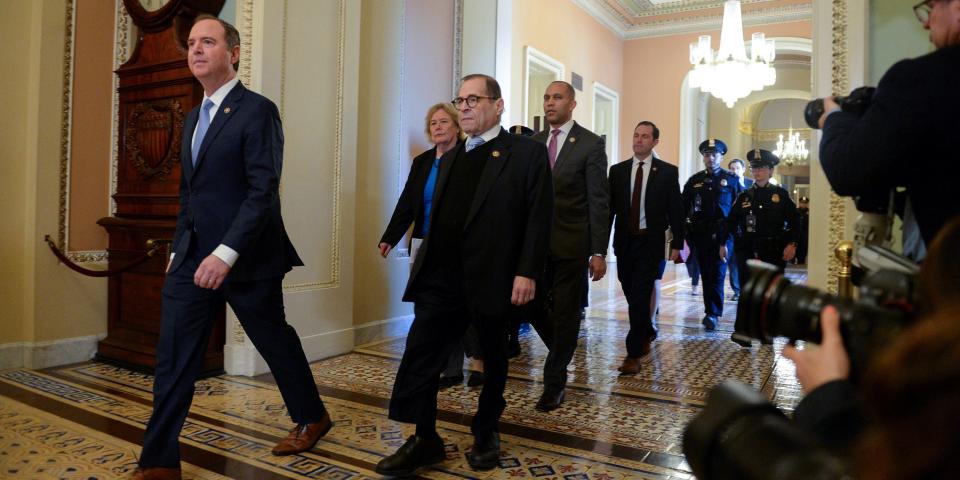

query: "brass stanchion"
xmin=835 ymin=240 xmax=854 ymax=298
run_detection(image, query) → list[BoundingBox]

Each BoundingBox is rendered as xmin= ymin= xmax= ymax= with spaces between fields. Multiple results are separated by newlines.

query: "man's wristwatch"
xmin=591 ymin=253 xmax=606 ymax=258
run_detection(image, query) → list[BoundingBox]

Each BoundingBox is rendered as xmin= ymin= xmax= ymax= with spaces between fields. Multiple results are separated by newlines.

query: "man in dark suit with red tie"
xmin=608 ymin=121 xmax=685 ymax=375
xmin=134 ymin=15 xmax=329 ymax=480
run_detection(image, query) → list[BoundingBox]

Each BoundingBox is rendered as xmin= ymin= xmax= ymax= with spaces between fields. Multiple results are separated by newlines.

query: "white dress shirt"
xmin=468 ymin=123 xmax=503 ymax=146
xmin=630 ymin=153 xmax=654 ymax=229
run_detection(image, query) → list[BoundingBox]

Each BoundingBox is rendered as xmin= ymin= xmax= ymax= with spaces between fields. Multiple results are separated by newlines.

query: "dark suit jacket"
xmin=404 ymin=128 xmax=554 ymax=315
xmin=379 ymin=146 xmax=440 ymax=247
xmin=169 ymin=82 xmax=302 ymax=281
xmin=609 ymin=157 xmax=685 ymax=258
xmin=821 ymin=44 xmax=960 ymax=245
xmin=532 ymin=122 xmax=610 ymax=259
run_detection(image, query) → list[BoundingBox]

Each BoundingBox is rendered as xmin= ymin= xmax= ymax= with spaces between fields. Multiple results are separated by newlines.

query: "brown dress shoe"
xmin=617 ymin=357 xmax=642 ymax=375
xmin=271 ymin=411 xmax=333 ymax=455
xmin=131 ymin=467 xmax=182 ymax=480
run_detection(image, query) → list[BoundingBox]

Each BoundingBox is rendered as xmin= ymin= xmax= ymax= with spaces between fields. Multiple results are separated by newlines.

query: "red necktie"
xmin=548 ymin=129 xmax=561 ymax=169
xmin=629 ymin=161 xmax=645 ymax=234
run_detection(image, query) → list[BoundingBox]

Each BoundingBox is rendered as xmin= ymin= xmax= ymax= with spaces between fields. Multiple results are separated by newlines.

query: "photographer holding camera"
xmin=784 ymin=215 xmax=960 ymax=474
xmin=814 ymin=0 xmax=960 ymax=248
xmin=684 ymin=216 xmax=960 ymax=480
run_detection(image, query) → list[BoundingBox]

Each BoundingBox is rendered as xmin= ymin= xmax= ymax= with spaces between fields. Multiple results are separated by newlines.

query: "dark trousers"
xmin=442 ymin=324 xmax=482 ymax=378
xmin=529 ymin=255 xmax=588 ymax=391
xmin=616 ymin=233 xmax=662 ymax=357
xmin=726 ymin=238 xmax=740 ymax=294
xmin=389 ymin=266 xmax=509 ymax=438
xmin=685 ymin=242 xmax=700 ymax=286
xmin=733 ymin=243 xmax=786 ymax=332
xmin=140 ymin=248 xmax=325 ymax=468
xmin=690 ymin=232 xmax=726 ymax=317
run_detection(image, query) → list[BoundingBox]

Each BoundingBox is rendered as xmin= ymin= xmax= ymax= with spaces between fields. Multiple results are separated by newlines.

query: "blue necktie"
xmin=466 ymin=136 xmax=485 ymax=152
xmin=191 ymin=99 xmax=215 ymax=166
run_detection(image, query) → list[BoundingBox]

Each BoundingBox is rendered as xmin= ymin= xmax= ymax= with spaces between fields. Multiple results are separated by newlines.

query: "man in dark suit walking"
xmin=609 ymin=121 xmax=684 ymax=375
xmin=375 ymin=74 xmax=553 ymax=476
xmin=134 ymin=16 xmax=330 ymax=480
xmin=529 ymin=80 xmax=609 ymax=412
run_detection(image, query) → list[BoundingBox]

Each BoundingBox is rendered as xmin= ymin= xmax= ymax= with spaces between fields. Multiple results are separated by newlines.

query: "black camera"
xmin=684 ymin=381 xmax=850 ymax=480
xmin=732 ymin=251 xmax=918 ymax=379
xmin=804 ymin=86 xmax=876 ymax=129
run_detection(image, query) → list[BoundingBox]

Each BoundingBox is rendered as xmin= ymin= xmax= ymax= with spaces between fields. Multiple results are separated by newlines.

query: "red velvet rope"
xmin=44 ymin=235 xmax=168 ymax=278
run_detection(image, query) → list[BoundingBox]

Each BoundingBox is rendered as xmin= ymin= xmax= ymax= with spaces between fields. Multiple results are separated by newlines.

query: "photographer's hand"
xmin=782 ymin=306 xmax=850 ymax=394
xmin=817 ymin=96 xmax=840 ymax=129
xmin=783 ymin=242 xmax=797 ymax=261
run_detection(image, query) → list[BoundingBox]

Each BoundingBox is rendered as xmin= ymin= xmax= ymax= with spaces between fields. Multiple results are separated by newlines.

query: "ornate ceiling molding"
xmin=572 ymin=0 xmax=812 ymax=39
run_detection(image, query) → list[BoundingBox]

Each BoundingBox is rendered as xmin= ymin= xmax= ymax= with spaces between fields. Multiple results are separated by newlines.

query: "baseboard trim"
xmin=353 ymin=314 xmax=413 ymax=346
xmin=0 ymin=334 xmax=105 ymax=370
xmin=223 ymin=315 xmax=413 ymax=376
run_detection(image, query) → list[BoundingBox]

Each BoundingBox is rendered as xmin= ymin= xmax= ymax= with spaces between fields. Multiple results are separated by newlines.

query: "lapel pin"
xmin=653 ymin=167 xmax=658 ymax=171
xmin=569 ymin=137 xmax=576 ymax=143
xmin=223 ymin=107 xmax=231 ymax=114
xmin=492 ymin=150 xmax=501 ymax=158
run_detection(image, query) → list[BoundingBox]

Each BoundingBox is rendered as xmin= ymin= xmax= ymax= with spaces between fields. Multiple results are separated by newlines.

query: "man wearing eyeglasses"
xmin=375 ymin=74 xmax=553 ymax=476
xmin=816 ymin=0 xmax=960 ymax=248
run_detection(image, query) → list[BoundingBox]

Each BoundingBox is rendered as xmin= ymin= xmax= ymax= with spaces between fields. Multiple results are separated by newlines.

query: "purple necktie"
xmin=548 ymin=128 xmax=561 ymax=169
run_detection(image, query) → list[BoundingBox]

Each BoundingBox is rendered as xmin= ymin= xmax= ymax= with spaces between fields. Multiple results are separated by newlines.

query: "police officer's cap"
xmin=698 ymin=138 xmax=727 ymax=155
xmin=509 ymin=125 xmax=534 ymax=137
xmin=747 ymin=148 xmax=780 ymax=168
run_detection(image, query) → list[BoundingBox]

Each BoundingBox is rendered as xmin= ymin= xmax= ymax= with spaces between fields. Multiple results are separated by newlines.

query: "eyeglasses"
xmin=913 ymin=0 xmax=938 ymax=23
xmin=451 ymin=95 xmax=498 ymax=109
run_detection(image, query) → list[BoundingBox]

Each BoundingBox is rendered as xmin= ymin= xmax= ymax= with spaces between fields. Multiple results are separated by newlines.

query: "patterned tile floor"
xmin=0 ymin=263 xmax=806 ymax=479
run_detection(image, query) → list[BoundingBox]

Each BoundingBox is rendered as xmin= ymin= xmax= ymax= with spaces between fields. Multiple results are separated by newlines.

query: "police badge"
xmin=772 ymin=193 xmax=780 ymax=203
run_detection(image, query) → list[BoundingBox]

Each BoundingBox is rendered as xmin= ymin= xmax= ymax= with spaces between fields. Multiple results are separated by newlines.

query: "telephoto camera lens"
xmin=684 ymin=381 xmax=849 ymax=480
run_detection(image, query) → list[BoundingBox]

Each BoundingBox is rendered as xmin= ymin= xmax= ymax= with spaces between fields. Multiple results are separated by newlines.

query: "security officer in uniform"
xmin=725 ymin=148 xmax=798 ymax=347
xmin=682 ymin=139 xmax=743 ymax=331
xmin=795 ymin=196 xmax=809 ymax=264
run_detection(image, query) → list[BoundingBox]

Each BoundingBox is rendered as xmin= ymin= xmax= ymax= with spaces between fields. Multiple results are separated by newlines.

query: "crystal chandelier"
xmin=688 ymin=0 xmax=776 ymax=108
xmin=774 ymin=126 xmax=809 ymax=165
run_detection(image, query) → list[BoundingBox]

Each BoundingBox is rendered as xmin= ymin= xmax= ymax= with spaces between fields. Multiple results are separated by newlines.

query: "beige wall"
xmin=1 ymin=0 xmax=107 ymax=362
xmin=509 ymin=0 xmax=623 ymax=136
xmin=352 ymin=0 xmax=455 ymax=332
xmin=621 ymin=20 xmax=811 ymax=166
xmin=0 ymin=0 xmax=33 ymax=345
xmin=68 ymin=0 xmax=113 ymax=251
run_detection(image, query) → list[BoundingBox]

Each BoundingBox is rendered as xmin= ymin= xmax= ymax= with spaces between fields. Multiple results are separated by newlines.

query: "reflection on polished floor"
xmin=0 ymin=263 xmax=805 ymax=479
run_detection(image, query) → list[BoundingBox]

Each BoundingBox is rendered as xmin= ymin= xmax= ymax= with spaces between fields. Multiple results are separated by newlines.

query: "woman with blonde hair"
xmin=378 ymin=102 xmax=483 ymax=388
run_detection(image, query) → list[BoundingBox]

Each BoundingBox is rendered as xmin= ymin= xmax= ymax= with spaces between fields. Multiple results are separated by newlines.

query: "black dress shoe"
xmin=730 ymin=332 xmax=752 ymax=348
xmin=466 ymin=431 xmax=500 ymax=471
xmin=375 ymin=435 xmax=446 ymax=477
xmin=701 ymin=315 xmax=718 ymax=331
xmin=467 ymin=371 xmax=485 ymax=387
xmin=535 ymin=389 xmax=565 ymax=412
xmin=438 ymin=374 xmax=463 ymax=389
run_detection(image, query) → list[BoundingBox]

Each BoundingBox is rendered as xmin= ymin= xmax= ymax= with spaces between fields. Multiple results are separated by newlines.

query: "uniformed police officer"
xmin=795 ymin=196 xmax=809 ymax=264
xmin=682 ymin=139 xmax=743 ymax=331
xmin=724 ymin=148 xmax=798 ymax=347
